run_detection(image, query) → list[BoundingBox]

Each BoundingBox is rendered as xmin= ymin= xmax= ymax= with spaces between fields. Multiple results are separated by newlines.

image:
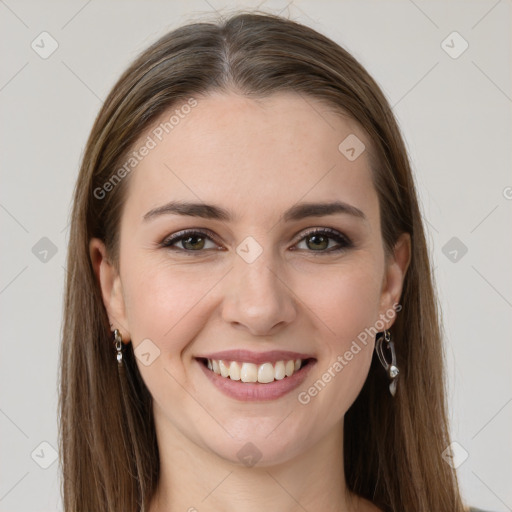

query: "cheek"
xmin=297 ymin=268 xmax=381 ymax=417
xmin=298 ymin=256 xmax=383 ymax=347
xmin=121 ymin=258 xmax=225 ymax=350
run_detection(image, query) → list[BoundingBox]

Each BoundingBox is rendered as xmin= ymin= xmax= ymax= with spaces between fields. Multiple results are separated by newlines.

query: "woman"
xmin=59 ymin=12 xmax=486 ymax=512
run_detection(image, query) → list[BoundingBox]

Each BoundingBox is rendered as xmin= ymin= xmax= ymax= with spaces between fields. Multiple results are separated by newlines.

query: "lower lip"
xmin=196 ymin=358 xmax=316 ymax=402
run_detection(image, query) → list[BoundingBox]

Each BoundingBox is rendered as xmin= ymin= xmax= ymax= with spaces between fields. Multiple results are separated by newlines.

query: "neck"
xmin=148 ymin=406 xmax=367 ymax=512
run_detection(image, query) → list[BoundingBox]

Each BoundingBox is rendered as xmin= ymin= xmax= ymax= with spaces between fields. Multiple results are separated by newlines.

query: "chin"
xmin=203 ymin=424 xmax=310 ymax=469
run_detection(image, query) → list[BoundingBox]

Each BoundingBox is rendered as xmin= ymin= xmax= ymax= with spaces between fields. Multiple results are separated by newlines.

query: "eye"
xmin=160 ymin=227 xmax=353 ymax=254
xmin=294 ymin=228 xmax=353 ymax=253
xmin=161 ymin=229 xmax=221 ymax=252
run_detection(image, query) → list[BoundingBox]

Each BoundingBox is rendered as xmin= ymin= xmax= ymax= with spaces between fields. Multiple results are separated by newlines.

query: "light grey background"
xmin=1 ymin=1 xmax=511 ymax=511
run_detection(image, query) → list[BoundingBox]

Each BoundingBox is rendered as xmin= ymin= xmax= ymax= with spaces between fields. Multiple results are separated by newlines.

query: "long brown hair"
xmin=59 ymin=12 xmax=467 ymax=511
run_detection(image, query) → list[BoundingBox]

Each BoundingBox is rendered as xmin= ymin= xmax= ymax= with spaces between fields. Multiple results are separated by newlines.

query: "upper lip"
xmin=196 ymin=349 xmax=316 ymax=365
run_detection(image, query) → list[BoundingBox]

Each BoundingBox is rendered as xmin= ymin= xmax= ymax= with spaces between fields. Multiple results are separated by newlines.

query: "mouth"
xmin=194 ymin=355 xmax=317 ymax=402
xmin=196 ymin=357 xmax=315 ymax=383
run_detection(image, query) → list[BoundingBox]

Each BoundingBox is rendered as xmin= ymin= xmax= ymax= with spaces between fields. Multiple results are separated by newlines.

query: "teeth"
xmin=219 ymin=359 xmax=230 ymax=377
xmin=274 ymin=361 xmax=286 ymax=380
xmin=229 ymin=361 xmax=241 ymax=381
xmin=257 ymin=362 xmax=274 ymax=383
xmin=205 ymin=358 xmax=305 ymax=383
xmin=241 ymin=362 xmax=258 ymax=383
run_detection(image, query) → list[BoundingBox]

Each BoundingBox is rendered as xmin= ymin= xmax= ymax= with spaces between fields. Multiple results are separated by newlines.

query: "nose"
xmin=221 ymin=250 xmax=297 ymax=336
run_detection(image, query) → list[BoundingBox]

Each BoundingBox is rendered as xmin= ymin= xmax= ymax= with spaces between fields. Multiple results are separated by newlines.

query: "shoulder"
xmin=468 ymin=507 xmax=497 ymax=512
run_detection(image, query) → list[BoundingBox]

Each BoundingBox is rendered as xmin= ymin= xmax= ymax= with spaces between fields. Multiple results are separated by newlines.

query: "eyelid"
xmin=161 ymin=228 xmax=224 ymax=249
xmin=294 ymin=226 xmax=351 ymax=244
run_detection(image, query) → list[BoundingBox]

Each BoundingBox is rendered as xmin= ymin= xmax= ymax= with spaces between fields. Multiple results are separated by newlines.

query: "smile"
xmin=195 ymin=355 xmax=316 ymax=401
xmin=204 ymin=358 xmax=306 ymax=382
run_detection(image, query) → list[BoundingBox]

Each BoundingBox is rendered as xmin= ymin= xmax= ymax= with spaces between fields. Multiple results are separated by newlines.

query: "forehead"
xmin=122 ymin=91 xmax=378 ymax=225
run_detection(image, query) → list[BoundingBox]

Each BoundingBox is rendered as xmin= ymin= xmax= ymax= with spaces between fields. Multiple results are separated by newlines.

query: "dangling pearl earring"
xmin=375 ymin=329 xmax=399 ymax=397
xmin=113 ymin=329 xmax=123 ymax=365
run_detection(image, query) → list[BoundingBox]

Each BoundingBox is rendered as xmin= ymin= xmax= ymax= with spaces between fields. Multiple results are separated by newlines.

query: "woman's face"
xmin=92 ymin=91 xmax=410 ymax=466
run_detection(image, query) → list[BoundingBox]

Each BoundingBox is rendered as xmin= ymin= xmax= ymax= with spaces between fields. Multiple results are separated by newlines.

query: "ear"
xmin=89 ymin=237 xmax=130 ymax=343
xmin=378 ymin=232 xmax=411 ymax=328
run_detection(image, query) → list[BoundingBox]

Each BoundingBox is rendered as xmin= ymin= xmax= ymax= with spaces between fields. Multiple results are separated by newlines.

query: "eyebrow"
xmin=142 ymin=200 xmax=366 ymax=223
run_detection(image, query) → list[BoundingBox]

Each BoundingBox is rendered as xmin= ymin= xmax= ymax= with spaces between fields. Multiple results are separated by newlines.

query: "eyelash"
xmin=160 ymin=227 xmax=353 ymax=255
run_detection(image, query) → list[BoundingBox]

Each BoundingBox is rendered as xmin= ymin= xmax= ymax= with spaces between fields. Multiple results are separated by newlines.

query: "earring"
xmin=375 ymin=329 xmax=399 ymax=397
xmin=113 ymin=329 xmax=123 ymax=365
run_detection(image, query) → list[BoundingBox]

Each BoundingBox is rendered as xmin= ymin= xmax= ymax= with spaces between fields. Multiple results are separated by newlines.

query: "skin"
xmin=90 ymin=91 xmax=410 ymax=512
